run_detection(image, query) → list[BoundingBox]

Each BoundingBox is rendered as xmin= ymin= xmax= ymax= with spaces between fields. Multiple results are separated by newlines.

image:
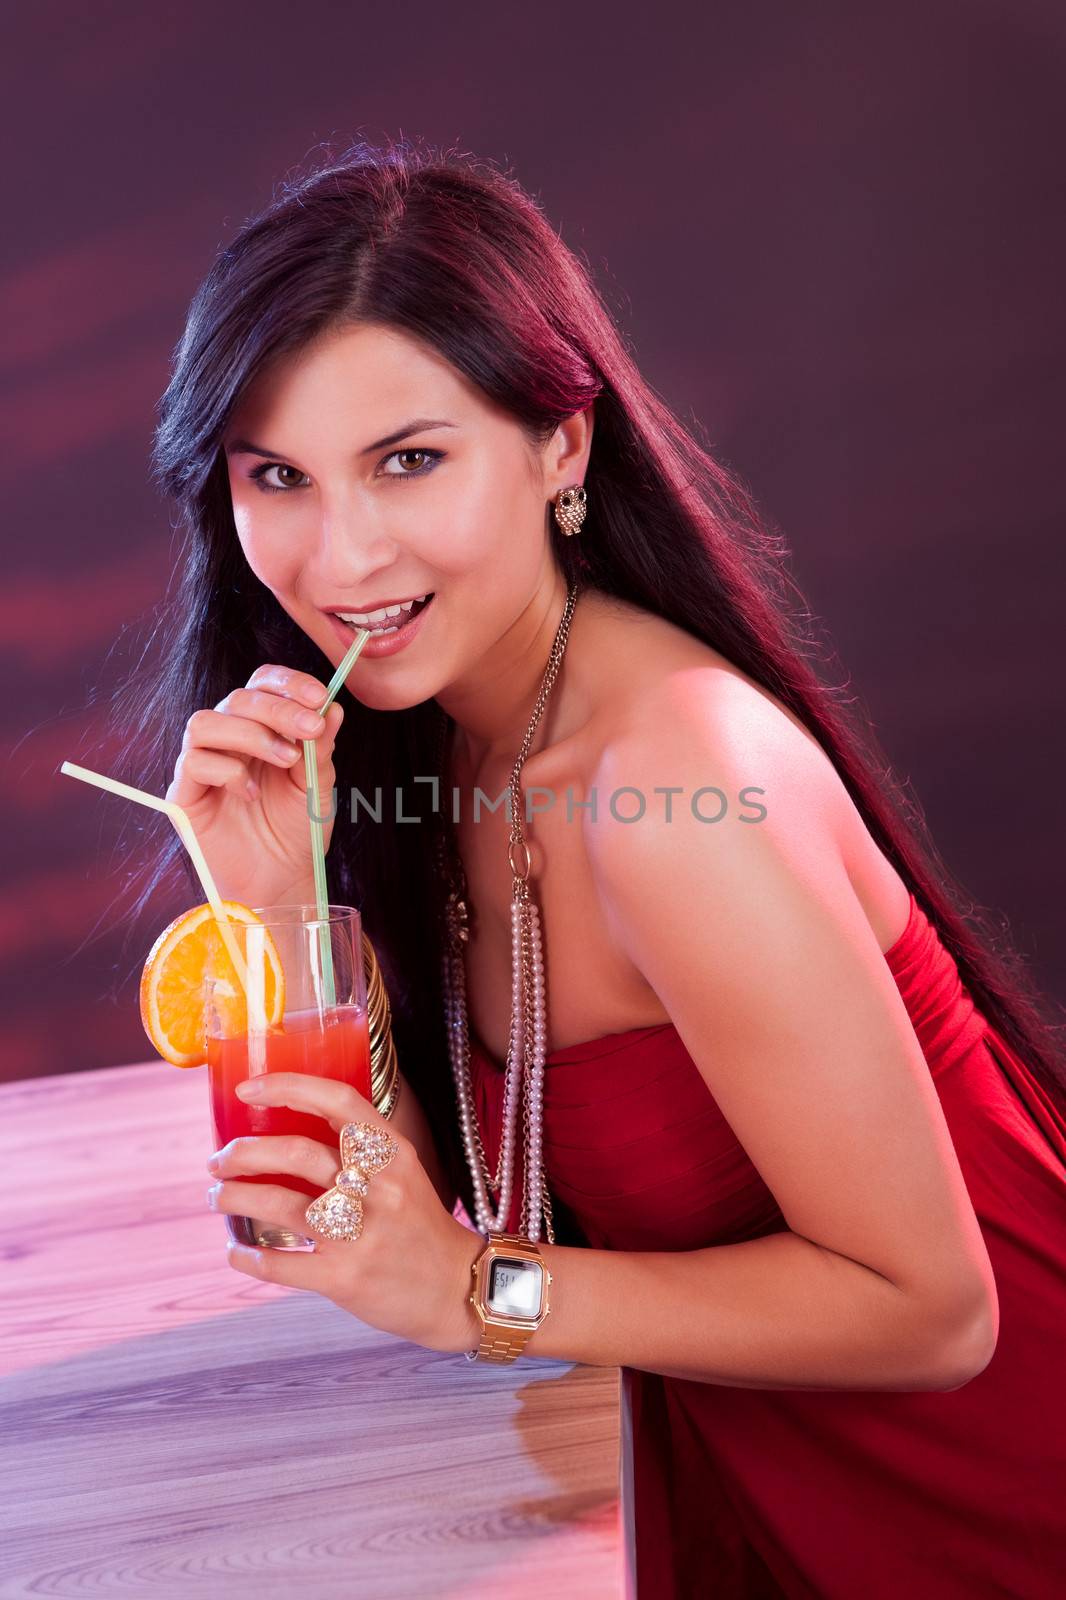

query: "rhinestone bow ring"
xmin=304 ymin=1122 xmax=399 ymax=1243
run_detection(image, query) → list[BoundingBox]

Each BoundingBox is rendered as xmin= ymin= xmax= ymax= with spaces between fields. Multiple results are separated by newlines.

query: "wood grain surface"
xmin=0 ymin=1061 xmax=622 ymax=1598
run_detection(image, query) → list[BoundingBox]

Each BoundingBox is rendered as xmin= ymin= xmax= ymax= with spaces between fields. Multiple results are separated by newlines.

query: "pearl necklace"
xmin=435 ymin=583 xmax=580 ymax=1244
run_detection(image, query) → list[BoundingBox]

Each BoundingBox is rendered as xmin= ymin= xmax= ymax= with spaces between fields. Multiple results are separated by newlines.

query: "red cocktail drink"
xmin=208 ymin=1006 xmax=371 ymax=1200
xmin=204 ymin=903 xmax=371 ymax=1249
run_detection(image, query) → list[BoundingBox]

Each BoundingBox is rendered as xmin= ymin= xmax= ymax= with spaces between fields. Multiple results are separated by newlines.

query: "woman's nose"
xmin=310 ymin=512 xmax=402 ymax=584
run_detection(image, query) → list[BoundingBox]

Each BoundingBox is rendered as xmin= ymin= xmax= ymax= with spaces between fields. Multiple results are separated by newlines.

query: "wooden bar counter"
xmin=0 ymin=1061 xmax=622 ymax=1598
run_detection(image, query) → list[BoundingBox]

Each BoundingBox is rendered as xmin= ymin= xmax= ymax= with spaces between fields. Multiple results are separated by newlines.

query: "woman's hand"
xmin=205 ymin=1073 xmax=483 ymax=1357
xmin=166 ymin=665 xmax=345 ymax=910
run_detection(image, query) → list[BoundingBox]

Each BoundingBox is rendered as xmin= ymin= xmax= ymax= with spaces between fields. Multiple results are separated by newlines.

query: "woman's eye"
xmin=248 ymin=447 xmax=444 ymax=494
xmin=380 ymin=447 xmax=445 ymax=480
xmin=248 ymin=463 xmax=309 ymax=493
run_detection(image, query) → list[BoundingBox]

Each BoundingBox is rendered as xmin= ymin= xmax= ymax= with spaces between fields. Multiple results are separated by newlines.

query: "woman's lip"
xmin=322 ymin=595 xmax=435 ymax=659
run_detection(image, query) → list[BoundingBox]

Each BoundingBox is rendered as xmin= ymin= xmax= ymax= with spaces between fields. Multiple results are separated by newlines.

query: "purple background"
xmin=4 ymin=0 xmax=1064 ymax=1082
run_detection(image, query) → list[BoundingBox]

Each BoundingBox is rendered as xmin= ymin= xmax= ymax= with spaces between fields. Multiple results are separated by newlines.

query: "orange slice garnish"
xmin=139 ymin=900 xmax=285 ymax=1067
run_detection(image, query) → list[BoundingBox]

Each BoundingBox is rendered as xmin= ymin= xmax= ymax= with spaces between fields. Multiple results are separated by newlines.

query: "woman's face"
xmin=223 ymin=322 xmax=591 ymax=714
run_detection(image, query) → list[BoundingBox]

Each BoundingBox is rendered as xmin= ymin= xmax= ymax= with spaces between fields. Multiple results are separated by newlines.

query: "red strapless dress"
xmin=468 ymin=892 xmax=1066 ymax=1598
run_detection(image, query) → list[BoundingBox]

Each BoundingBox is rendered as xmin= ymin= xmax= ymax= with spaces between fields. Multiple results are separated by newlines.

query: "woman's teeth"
xmin=337 ymin=594 xmax=432 ymax=634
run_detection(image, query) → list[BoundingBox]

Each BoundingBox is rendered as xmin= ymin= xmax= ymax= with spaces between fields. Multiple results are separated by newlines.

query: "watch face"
xmin=487 ymin=1256 xmax=543 ymax=1319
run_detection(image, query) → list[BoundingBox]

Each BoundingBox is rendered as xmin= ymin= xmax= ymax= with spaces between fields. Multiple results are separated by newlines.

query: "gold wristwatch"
xmin=465 ymin=1231 xmax=553 ymax=1363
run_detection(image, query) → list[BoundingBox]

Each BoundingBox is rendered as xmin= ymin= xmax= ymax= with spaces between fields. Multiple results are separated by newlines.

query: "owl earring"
xmin=552 ymin=485 xmax=587 ymax=536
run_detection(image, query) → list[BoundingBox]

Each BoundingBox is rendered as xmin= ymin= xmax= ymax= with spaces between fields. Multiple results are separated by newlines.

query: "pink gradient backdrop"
xmin=5 ymin=0 xmax=1064 ymax=1082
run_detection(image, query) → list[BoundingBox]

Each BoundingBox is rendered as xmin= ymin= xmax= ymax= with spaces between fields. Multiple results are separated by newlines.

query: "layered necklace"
xmin=435 ymin=582 xmax=581 ymax=1245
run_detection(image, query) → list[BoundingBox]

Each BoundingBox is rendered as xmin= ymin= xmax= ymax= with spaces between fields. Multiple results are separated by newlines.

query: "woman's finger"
xmin=208 ymin=1177 xmax=325 ymax=1238
xmin=208 ymin=1132 xmax=339 ymax=1186
xmin=215 ymin=685 xmax=327 ymax=746
xmin=286 ymin=702 xmax=345 ymax=787
xmin=168 ymin=745 xmax=268 ymax=805
xmin=314 ymin=700 xmax=344 ymax=757
xmin=209 ymin=1184 xmax=339 ymax=1282
xmin=225 ymin=1238 xmax=328 ymax=1289
xmin=184 ymin=705 xmax=303 ymax=769
xmin=233 ymin=1071 xmax=387 ymax=1137
xmin=244 ymin=664 xmax=331 ymax=710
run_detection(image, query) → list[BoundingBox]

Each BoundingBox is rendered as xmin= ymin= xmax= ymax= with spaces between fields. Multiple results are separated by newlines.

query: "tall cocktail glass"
xmin=205 ymin=904 xmax=371 ymax=1251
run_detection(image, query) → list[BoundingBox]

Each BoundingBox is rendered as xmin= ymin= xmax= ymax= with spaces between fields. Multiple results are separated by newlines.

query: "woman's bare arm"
xmin=485 ymin=674 xmax=998 ymax=1389
xmin=511 ymin=1226 xmax=994 ymax=1390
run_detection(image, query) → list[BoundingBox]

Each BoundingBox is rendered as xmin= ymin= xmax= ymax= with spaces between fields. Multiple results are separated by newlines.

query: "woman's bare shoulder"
xmin=576 ymin=590 xmax=848 ymax=826
xmin=574 ymin=592 xmax=909 ymax=954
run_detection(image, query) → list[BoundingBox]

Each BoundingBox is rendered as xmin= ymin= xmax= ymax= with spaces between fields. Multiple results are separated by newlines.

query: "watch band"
xmin=470 ymin=1323 xmax=539 ymax=1363
xmin=466 ymin=1231 xmax=551 ymax=1364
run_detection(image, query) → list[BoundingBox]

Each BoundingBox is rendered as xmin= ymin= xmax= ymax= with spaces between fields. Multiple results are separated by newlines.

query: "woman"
xmin=114 ymin=140 xmax=1066 ymax=1597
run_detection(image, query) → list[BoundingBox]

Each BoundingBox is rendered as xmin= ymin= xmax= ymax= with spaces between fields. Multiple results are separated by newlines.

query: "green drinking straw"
xmin=304 ymin=629 xmax=371 ymax=1007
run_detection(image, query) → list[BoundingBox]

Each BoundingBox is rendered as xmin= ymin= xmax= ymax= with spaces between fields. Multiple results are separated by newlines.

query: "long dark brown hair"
xmin=104 ymin=137 xmax=1066 ymax=1215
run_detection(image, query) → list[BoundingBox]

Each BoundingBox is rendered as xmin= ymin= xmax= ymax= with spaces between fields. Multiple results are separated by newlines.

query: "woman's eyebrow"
xmin=225 ymin=418 xmax=459 ymax=460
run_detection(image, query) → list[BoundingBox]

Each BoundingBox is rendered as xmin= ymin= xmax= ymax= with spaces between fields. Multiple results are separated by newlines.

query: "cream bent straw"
xmin=57 ymin=761 xmax=265 ymax=1028
xmin=303 ymin=628 xmax=371 ymax=1006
